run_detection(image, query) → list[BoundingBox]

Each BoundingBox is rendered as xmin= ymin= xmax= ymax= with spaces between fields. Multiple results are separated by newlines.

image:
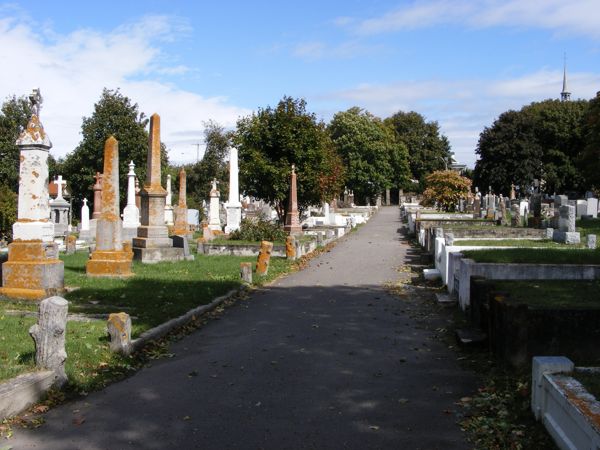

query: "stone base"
xmin=225 ymin=205 xmax=241 ymax=234
xmin=552 ymin=230 xmax=581 ymax=245
xmin=86 ymin=250 xmax=133 ymax=278
xmin=132 ymin=247 xmax=185 ymax=264
xmin=13 ymin=221 xmax=54 ymax=243
xmin=0 ymin=241 xmax=64 ymax=300
xmin=164 ymin=206 xmax=174 ymax=226
xmin=122 ymin=226 xmax=138 ymax=243
xmin=78 ymin=229 xmax=92 ymax=243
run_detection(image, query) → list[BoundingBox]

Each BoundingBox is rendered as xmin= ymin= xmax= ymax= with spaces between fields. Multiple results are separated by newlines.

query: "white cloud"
xmin=349 ymin=0 xmax=600 ymax=39
xmin=0 ymin=14 xmax=249 ymax=165
xmin=319 ymin=69 xmax=600 ymax=168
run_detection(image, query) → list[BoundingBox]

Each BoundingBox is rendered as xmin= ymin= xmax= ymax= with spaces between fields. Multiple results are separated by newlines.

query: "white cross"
xmin=54 ymin=175 xmax=67 ymax=200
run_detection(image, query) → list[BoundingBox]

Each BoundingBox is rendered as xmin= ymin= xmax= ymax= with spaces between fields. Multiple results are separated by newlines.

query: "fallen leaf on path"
xmin=369 ymin=425 xmax=380 ymax=431
xmin=72 ymin=416 xmax=85 ymax=425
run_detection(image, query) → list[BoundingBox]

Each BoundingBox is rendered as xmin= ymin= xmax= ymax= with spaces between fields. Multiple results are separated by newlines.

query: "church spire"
xmin=561 ymin=53 xmax=571 ymax=101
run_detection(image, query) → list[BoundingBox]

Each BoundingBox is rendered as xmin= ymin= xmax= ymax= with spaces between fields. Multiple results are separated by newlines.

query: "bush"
xmin=229 ymin=218 xmax=286 ymax=242
xmin=0 ymin=184 xmax=16 ymax=240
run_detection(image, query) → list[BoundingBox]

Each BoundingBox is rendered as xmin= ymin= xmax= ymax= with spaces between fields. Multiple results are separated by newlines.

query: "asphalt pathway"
xmin=10 ymin=207 xmax=476 ymax=449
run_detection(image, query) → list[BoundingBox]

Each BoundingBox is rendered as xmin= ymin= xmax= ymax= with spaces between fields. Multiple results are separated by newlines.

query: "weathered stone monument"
xmin=0 ymin=90 xmax=64 ymax=300
xmin=172 ymin=167 xmax=190 ymax=237
xmin=284 ymin=164 xmax=302 ymax=235
xmin=240 ymin=262 xmax=253 ymax=283
xmin=86 ymin=136 xmax=133 ymax=277
xmin=49 ymin=175 xmax=70 ymax=237
xmin=29 ymin=296 xmax=68 ymax=386
xmin=132 ymin=114 xmax=184 ymax=263
xmin=225 ymin=147 xmax=242 ymax=234
xmin=256 ymin=240 xmax=273 ymax=276
xmin=511 ymin=204 xmax=520 ymax=227
xmin=79 ymin=198 xmax=91 ymax=242
xmin=107 ymin=312 xmax=132 ymax=355
xmin=122 ymin=161 xmax=141 ymax=238
xmin=208 ymin=178 xmax=222 ymax=232
xmin=164 ymin=174 xmax=174 ymax=226
xmin=553 ymin=205 xmax=580 ymax=244
xmin=92 ymin=172 xmax=103 ymax=219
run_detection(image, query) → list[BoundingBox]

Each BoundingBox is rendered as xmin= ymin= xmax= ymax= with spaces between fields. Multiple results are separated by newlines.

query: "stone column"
xmin=284 ymin=165 xmax=302 ymax=235
xmin=208 ymin=179 xmax=222 ymax=231
xmin=322 ymin=202 xmax=330 ymax=225
xmin=164 ymin=174 xmax=174 ymax=226
xmin=0 ymin=101 xmax=64 ymax=300
xmin=225 ymin=147 xmax=242 ymax=234
xmin=173 ymin=168 xmax=190 ymax=237
xmin=79 ymin=198 xmax=91 ymax=242
xmin=135 ymin=178 xmax=141 ymax=209
xmin=86 ymin=136 xmax=133 ymax=277
xmin=92 ymin=172 xmax=103 ymax=219
xmin=132 ymin=113 xmax=183 ymax=263
xmin=123 ymin=161 xmax=140 ymax=228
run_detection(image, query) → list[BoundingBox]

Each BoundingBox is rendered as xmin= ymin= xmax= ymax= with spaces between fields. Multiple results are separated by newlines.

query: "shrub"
xmin=0 ymin=184 xmax=16 ymax=240
xmin=229 ymin=218 xmax=286 ymax=242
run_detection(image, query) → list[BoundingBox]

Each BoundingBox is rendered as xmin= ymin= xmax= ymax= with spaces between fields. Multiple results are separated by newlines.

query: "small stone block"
xmin=107 ymin=312 xmax=132 ymax=355
xmin=587 ymin=234 xmax=597 ymax=249
xmin=435 ymin=293 xmax=456 ymax=304
xmin=423 ymin=268 xmax=441 ymax=280
xmin=285 ymin=235 xmax=296 ymax=259
xmin=545 ymin=228 xmax=553 ymax=239
xmin=240 ymin=262 xmax=252 ymax=284
xmin=256 ymin=240 xmax=273 ymax=276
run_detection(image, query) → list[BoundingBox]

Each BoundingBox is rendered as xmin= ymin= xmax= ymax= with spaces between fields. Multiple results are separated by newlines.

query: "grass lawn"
xmin=478 ymin=280 xmax=600 ymax=309
xmin=0 ymin=250 xmax=294 ymax=389
xmin=578 ymin=217 xmax=600 ymax=238
xmin=209 ymin=235 xmax=315 ymax=246
xmin=461 ymin=248 xmax=600 ymax=265
xmin=453 ymin=239 xmax=573 ymax=248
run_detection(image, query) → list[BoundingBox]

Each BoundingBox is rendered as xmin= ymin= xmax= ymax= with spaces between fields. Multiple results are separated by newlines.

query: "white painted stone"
xmin=225 ymin=147 xmax=241 ymax=233
xmin=164 ymin=174 xmax=174 ymax=226
xmin=586 ymin=198 xmax=598 ymax=218
xmin=322 ymin=202 xmax=330 ymax=225
xmin=576 ymin=200 xmax=588 ymax=218
xmin=81 ymin=198 xmax=90 ymax=231
xmin=123 ymin=161 xmax=140 ymax=228
xmin=208 ymin=179 xmax=222 ymax=231
xmin=423 ymin=268 xmax=441 ymax=280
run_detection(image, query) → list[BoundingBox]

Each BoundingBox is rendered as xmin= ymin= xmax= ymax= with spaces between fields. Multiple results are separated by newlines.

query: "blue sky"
xmin=2 ymin=1 xmax=600 ymax=167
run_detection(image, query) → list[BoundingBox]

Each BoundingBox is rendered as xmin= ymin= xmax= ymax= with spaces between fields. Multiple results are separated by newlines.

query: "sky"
xmin=1 ymin=1 xmax=600 ymax=168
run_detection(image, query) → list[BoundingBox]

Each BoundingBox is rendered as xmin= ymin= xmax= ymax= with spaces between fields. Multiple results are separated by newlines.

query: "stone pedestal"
xmin=224 ymin=147 xmax=241 ymax=234
xmin=284 ymin=165 xmax=302 ymax=235
xmin=225 ymin=205 xmax=242 ymax=234
xmin=208 ymin=179 xmax=222 ymax=231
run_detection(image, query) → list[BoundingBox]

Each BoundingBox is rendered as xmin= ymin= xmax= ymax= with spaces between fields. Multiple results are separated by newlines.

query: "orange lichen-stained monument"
xmin=0 ymin=90 xmax=64 ymax=300
xmin=86 ymin=136 xmax=133 ymax=277
xmin=283 ymin=164 xmax=302 ymax=235
xmin=172 ymin=167 xmax=191 ymax=238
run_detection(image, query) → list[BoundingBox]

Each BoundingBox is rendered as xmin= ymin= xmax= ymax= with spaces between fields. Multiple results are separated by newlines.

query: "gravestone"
xmin=107 ymin=312 xmax=132 ymax=355
xmin=286 ymin=235 xmax=296 ymax=260
xmin=576 ymin=200 xmax=588 ymax=218
xmin=587 ymin=234 xmax=597 ymax=249
xmin=553 ymin=205 xmax=580 ymax=244
xmin=49 ymin=175 xmax=70 ymax=237
xmin=79 ymin=198 xmax=92 ymax=242
xmin=164 ymin=174 xmax=174 ymax=226
xmin=586 ymin=198 xmax=598 ymax=218
xmin=132 ymin=114 xmax=184 ymax=263
xmin=208 ymin=178 xmax=222 ymax=231
xmin=284 ymin=165 xmax=302 ymax=235
xmin=65 ymin=235 xmax=76 ymax=255
xmin=256 ymin=241 xmax=273 ymax=275
xmin=86 ymin=136 xmax=133 ymax=277
xmin=472 ymin=198 xmax=481 ymax=219
xmin=554 ymin=194 xmax=568 ymax=208
xmin=173 ymin=167 xmax=191 ymax=238
xmin=172 ymin=234 xmax=194 ymax=261
xmin=225 ymin=147 xmax=242 ymax=233
xmin=123 ymin=161 xmax=141 ymax=233
xmin=511 ymin=204 xmax=520 ymax=227
xmin=240 ymin=262 xmax=252 ymax=284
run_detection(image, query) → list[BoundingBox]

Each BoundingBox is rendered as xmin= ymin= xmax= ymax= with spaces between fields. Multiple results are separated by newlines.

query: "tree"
xmin=61 ymin=88 xmax=166 ymax=211
xmin=183 ymin=121 xmax=231 ymax=210
xmin=0 ymin=184 xmax=17 ymax=240
xmin=329 ymin=107 xmax=409 ymax=203
xmin=0 ymin=95 xmax=32 ymax=190
xmin=384 ymin=111 xmax=452 ymax=182
xmin=235 ymin=96 xmax=337 ymax=220
xmin=422 ymin=170 xmax=471 ymax=211
xmin=580 ymin=92 xmax=600 ymax=191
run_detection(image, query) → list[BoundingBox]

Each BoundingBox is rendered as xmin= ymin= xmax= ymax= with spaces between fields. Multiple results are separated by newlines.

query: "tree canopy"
xmin=235 ymin=96 xmax=339 ymax=220
xmin=422 ymin=170 xmax=471 ymax=211
xmin=384 ymin=111 xmax=452 ymax=182
xmin=329 ymin=107 xmax=409 ymax=203
xmin=579 ymin=92 xmax=600 ymax=192
xmin=0 ymin=95 xmax=32 ymax=190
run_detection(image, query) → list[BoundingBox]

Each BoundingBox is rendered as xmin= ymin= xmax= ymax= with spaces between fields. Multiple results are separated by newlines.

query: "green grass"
xmin=209 ymin=235 xmax=314 ymax=246
xmin=454 ymin=238 xmax=579 ymax=248
xmin=479 ymin=280 xmax=600 ymax=309
xmin=462 ymin=248 xmax=600 ymax=265
xmin=575 ymin=370 xmax=600 ymax=400
xmin=0 ymin=251 xmax=294 ymax=388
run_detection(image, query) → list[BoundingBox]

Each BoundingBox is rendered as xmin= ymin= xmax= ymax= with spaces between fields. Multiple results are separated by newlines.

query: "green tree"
xmin=384 ymin=111 xmax=452 ymax=182
xmin=0 ymin=184 xmax=17 ymax=240
xmin=580 ymin=92 xmax=600 ymax=191
xmin=0 ymin=95 xmax=32 ymax=190
xmin=329 ymin=107 xmax=409 ymax=203
xmin=61 ymin=88 xmax=166 ymax=211
xmin=422 ymin=170 xmax=471 ymax=211
xmin=235 ymin=96 xmax=336 ymax=220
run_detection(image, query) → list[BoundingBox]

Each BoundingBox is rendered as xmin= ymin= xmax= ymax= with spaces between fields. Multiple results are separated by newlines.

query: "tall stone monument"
xmin=92 ymin=172 xmax=103 ymax=219
xmin=86 ymin=136 xmax=133 ymax=277
xmin=208 ymin=179 xmax=222 ymax=231
xmin=132 ymin=114 xmax=184 ymax=262
xmin=225 ymin=147 xmax=241 ymax=234
xmin=284 ymin=165 xmax=302 ymax=235
xmin=0 ymin=89 xmax=64 ymax=299
xmin=122 ymin=161 xmax=140 ymax=241
xmin=172 ymin=167 xmax=190 ymax=237
xmin=79 ymin=198 xmax=91 ymax=242
xmin=164 ymin=174 xmax=175 ymax=226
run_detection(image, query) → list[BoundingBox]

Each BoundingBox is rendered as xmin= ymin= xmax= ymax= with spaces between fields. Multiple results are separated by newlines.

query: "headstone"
xmin=132 ymin=114 xmax=184 ymax=263
xmin=65 ymin=235 xmax=76 ymax=255
xmin=172 ymin=235 xmax=194 ymax=261
xmin=511 ymin=204 xmax=520 ymax=227
xmin=86 ymin=136 xmax=133 ymax=277
xmin=586 ymin=198 xmax=598 ymax=218
xmin=472 ymin=198 xmax=481 ymax=219
xmin=284 ymin=165 xmax=302 ymax=234
xmin=499 ymin=198 xmax=508 ymax=226
xmin=173 ymin=168 xmax=191 ymax=237
xmin=286 ymin=235 xmax=296 ymax=260
xmin=256 ymin=240 xmax=273 ymax=276
xmin=385 ymin=188 xmax=390 ymax=206
xmin=587 ymin=234 xmax=597 ymax=249
xmin=208 ymin=179 xmax=222 ymax=231
xmin=576 ymin=200 xmax=588 ymax=218
xmin=0 ymin=92 xmax=64 ymax=300
xmin=546 ymin=228 xmax=554 ymax=239
xmin=164 ymin=174 xmax=174 ymax=226
xmin=79 ymin=198 xmax=91 ymax=242
xmin=29 ymin=296 xmax=68 ymax=387
xmin=554 ymin=194 xmax=568 ymax=208
xmin=558 ymin=205 xmax=576 ymax=232
xmin=49 ymin=175 xmax=71 ymax=237
xmin=107 ymin=312 xmax=132 ymax=355
xmin=240 ymin=262 xmax=253 ymax=284
xmin=123 ymin=161 xmax=141 ymax=229
xmin=225 ymin=147 xmax=242 ymax=233
xmin=135 ymin=177 xmax=141 ymax=209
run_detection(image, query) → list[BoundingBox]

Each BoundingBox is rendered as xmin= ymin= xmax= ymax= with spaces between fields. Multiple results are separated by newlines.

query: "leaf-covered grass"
xmin=454 ymin=239 xmax=573 ymax=248
xmin=461 ymin=248 xmax=600 ymax=265
xmin=478 ymin=280 xmax=600 ymax=309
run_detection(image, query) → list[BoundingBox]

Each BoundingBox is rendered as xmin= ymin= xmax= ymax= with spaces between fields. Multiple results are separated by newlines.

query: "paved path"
xmin=10 ymin=207 xmax=476 ymax=449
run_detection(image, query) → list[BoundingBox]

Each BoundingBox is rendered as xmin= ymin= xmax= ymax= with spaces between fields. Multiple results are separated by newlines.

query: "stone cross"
xmin=54 ymin=175 xmax=67 ymax=200
xmin=81 ymin=198 xmax=90 ymax=231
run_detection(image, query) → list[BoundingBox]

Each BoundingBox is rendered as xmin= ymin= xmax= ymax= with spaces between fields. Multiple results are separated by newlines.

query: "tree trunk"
xmin=29 ymin=296 xmax=68 ymax=387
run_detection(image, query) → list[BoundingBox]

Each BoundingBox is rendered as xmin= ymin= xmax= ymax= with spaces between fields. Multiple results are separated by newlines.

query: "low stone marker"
xmin=107 ymin=312 xmax=132 ymax=355
xmin=510 ymin=204 xmax=520 ymax=227
xmin=29 ymin=296 xmax=68 ymax=387
xmin=587 ymin=234 xmax=597 ymax=249
xmin=256 ymin=241 xmax=273 ymax=276
xmin=65 ymin=234 xmax=76 ymax=254
xmin=546 ymin=228 xmax=554 ymax=239
xmin=553 ymin=205 xmax=580 ymax=244
xmin=172 ymin=235 xmax=194 ymax=261
xmin=240 ymin=262 xmax=253 ymax=284
xmin=285 ymin=235 xmax=296 ymax=260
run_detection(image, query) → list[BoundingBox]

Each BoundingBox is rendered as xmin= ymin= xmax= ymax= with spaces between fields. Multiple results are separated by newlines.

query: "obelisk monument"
xmin=225 ymin=147 xmax=242 ymax=234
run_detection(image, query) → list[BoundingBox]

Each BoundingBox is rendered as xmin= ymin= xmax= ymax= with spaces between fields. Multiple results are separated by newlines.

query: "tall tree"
xmin=422 ymin=170 xmax=472 ymax=211
xmin=0 ymin=95 xmax=32 ymax=190
xmin=580 ymin=92 xmax=600 ymax=191
xmin=235 ymin=96 xmax=337 ymax=220
xmin=384 ymin=111 xmax=452 ymax=182
xmin=329 ymin=107 xmax=409 ymax=203
xmin=61 ymin=89 xmax=165 ymax=211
